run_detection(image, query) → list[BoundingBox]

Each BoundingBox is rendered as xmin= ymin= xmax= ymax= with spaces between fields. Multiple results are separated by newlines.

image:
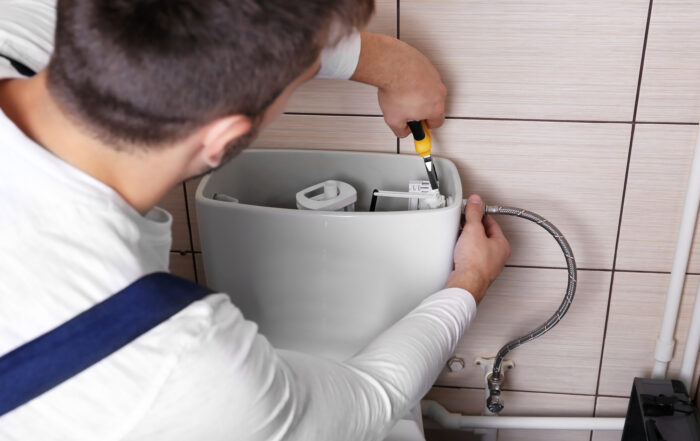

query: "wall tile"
xmin=424 ymin=387 xmax=594 ymax=441
xmin=195 ymin=253 xmax=207 ymax=286
xmin=637 ymin=0 xmax=700 ymax=122
xmin=401 ymin=119 xmax=630 ymax=269
xmin=400 ymin=0 xmax=648 ymax=121
xmin=435 ymin=268 xmax=610 ymax=395
xmin=617 ymin=124 xmax=700 ymax=272
xmin=185 ymin=177 xmax=202 ymax=252
xmin=156 ymin=184 xmax=191 ymax=252
xmin=598 ymin=272 xmax=700 ymax=397
xmin=591 ymin=397 xmax=628 ymax=441
xmin=285 ymin=0 xmax=396 ymax=115
xmin=169 ymin=252 xmax=196 ymax=282
xmin=251 ymin=114 xmax=396 ymax=152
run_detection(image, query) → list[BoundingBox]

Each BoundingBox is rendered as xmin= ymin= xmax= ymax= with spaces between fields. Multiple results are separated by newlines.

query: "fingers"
xmin=425 ymin=113 xmax=446 ymax=130
xmin=483 ymin=214 xmax=512 ymax=260
xmin=385 ymin=117 xmax=412 ymax=138
xmin=465 ymin=194 xmax=485 ymax=233
xmin=483 ymin=214 xmax=506 ymax=240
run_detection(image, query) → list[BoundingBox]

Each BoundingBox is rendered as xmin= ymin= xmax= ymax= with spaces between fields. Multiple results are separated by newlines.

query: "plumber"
xmin=0 ymin=1 xmax=510 ymax=440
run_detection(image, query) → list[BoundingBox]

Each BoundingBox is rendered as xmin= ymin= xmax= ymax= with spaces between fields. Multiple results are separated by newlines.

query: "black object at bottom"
xmin=622 ymin=377 xmax=700 ymax=441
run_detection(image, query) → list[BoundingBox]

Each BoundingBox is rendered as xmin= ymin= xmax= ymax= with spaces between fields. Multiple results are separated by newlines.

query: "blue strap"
xmin=0 ymin=272 xmax=214 ymax=417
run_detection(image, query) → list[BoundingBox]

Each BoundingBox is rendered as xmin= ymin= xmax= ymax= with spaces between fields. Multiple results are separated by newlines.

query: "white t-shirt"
xmin=0 ymin=3 xmax=478 ymax=441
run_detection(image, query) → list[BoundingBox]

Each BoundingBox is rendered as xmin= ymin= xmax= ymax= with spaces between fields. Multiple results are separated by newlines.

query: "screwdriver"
xmin=408 ymin=120 xmax=439 ymax=190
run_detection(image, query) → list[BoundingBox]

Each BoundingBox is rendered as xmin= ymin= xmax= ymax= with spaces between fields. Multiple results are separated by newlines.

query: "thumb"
xmin=465 ymin=194 xmax=485 ymax=230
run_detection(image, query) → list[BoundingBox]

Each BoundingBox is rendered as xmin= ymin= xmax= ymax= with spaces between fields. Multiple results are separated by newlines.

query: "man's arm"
xmin=128 ymin=195 xmax=509 ymax=440
xmin=351 ymin=32 xmax=447 ymax=138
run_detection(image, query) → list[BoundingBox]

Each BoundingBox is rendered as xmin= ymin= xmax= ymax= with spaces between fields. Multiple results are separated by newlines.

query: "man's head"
xmin=47 ymin=0 xmax=373 ymax=172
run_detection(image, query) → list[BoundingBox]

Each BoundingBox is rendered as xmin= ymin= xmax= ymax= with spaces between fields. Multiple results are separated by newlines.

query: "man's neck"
xmin=0 ymin=72 xmax=186 ymax=214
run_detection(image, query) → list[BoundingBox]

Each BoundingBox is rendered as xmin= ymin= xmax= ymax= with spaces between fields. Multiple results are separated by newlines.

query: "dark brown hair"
xmin=47 ymin=0 xmax=374 ymax=148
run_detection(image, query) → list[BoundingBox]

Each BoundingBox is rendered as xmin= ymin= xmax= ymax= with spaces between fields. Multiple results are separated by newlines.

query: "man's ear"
xmin=200 ymin=115 xmax=252 ymax=168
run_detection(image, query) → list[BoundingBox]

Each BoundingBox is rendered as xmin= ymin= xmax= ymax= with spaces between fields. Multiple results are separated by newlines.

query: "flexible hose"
xmin=482 ymin=205 xmax=578 ymax=413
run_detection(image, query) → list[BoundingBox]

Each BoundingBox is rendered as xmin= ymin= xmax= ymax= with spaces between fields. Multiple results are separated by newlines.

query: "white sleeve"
xmin=126 ymin=288 xmax=476 ymax=441
xmin=315 ymin=29 xmax=362 ymax=80
xmin=0 ymin=0 xmax=56 ymax=73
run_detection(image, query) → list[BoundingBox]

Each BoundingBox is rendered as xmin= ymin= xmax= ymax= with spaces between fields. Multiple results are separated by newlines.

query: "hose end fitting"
xmin=484 ymin=205 xmax=500 ymax=215
xmin=486 ymin=371 xmax=505 ymax=414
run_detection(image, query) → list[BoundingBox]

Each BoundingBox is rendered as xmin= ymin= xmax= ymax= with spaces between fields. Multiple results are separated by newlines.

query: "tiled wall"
xmin=165 ymin=1 xmax=700 ymax=439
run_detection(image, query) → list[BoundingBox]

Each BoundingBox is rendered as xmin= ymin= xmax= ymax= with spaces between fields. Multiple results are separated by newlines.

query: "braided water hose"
xmin=482 ymin=205 xmax=578 ymax=413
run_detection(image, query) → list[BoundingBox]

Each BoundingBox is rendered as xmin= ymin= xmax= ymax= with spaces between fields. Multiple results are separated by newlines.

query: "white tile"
xmin=252 ymin=114 xmax=396 ymax=152
xmin=591 ymin=396 xmax=628 ymax=441
xmin=435 ymin=268 xmax=610 ymax=395
xmin=616 ymin=124 xmax=700 ymax=272
xmin=285 ymin=0 xmax=396 ymax=115
xmin=598 ymin=272 xmax=700 ymax=397
xmin=637 ymin=0 xmax=700 ymax=122
xmin=169 ymin=252 xmax=195 ymax=282
xmin=400 ymin=0 xmax=648 ymax=120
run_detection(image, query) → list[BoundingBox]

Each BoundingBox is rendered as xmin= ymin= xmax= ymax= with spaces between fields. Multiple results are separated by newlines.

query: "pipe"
xmin=680 ymin=281 xmax=700 ymax=390
xmin=653 ymin=126 xmax=700 ymax=379
xmin=482 ymin=205 xmax=577 ymax=413
xmin=422 ymin=401 xmax=625 ymax=431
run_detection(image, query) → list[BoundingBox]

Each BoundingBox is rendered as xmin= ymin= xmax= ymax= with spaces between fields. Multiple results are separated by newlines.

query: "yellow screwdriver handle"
xmin=408 ymin=120 xmax=432 ymax=157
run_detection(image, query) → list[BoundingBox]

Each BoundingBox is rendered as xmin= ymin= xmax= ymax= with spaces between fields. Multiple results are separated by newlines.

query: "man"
xmin=0 ymin=1 xmax=510 ymax=440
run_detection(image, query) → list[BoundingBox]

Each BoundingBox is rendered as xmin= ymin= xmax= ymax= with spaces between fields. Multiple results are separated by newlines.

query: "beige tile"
xmin=184 ymin=177 xmax=202 ymax=252
xmin=194 ymin=253 xmax=207 ymax=286
xmin=156 ymin=184 xmax=191 ymax=252
xmin=169 ymin=252 xmax=196 ymax=282
xmin=251 ymin=114 xmax=396 ymax=152
xmin=598 ymin=272 xmax=700 ymax=397
xmin=435 ymin=268 xmax=610 ymax=395
xmin=591 ymin=397 xmax=628 ymax=441
xmin=400 ymin=0 xmax=648 ymax=121
xmin=616 ymin=124 xmax=700 ymax=272
xmin=637 ymin=0 xmax=700 ymax=122
xmin=401 ymin=119 xmax=630 ymax=269
xmin=424 ymin=387 xmax=594 ymax=441
xmin=285 ymin=0 xmax=396 ymax=115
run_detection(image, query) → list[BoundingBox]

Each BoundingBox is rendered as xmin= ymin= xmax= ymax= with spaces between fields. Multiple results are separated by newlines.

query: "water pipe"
xmin=422 ymin=401 xmax=625 ymax=431
xmin=653 ymin=125 xmax=700 ymax=380
xmin=479 ymin=205 xmax=577 ymax=413
xmin=678 ymin=127 xmax=700 ymax=390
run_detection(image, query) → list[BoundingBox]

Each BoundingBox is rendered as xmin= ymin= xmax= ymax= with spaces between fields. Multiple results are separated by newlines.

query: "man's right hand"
xmin=445 ymin=194 xmax=511 ymax=304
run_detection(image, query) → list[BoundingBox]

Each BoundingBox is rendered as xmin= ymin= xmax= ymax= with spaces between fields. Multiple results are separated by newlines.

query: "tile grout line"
xmin=396 ymin=0 xmax=400 ymax=40
xmin=591 ymin=0 xmax=654 ymax=430
xmin=433 ymin=384 xmax=631 ymax=401
xmin=283 ymin=111 xmax=699 ymax=126
xmin=181 ymin=182 xmax=199 ymax=283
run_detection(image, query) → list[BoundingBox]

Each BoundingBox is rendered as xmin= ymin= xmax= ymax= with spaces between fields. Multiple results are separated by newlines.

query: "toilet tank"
xmin=196 ymin=149 xmax=462 ymax=361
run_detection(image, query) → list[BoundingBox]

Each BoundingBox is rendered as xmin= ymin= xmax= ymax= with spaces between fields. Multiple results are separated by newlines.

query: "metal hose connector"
xmin=483 ymin=205 xmax=578 ymax=413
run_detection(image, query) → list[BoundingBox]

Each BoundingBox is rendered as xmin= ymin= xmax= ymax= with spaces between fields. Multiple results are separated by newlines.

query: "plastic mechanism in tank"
xmin=296 ymin=180 xmax=357 ymax=211
xmin=370 ymin=180 xmax=446 ymax=212
xmin=295 ymin=179 xmax=446 ymax=213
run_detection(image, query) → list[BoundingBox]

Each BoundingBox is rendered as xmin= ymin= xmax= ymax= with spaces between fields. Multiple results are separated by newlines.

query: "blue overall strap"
xmin=0 ymin=272 xmax=214 ymax=417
